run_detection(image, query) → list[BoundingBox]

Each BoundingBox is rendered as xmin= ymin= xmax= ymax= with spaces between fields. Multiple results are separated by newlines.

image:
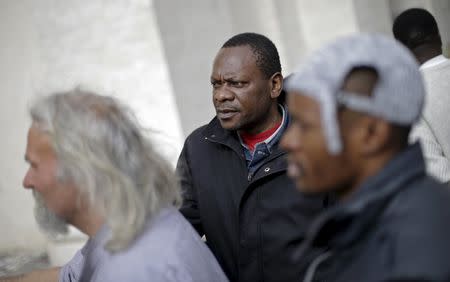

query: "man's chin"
xmin=34 ymin=212 xmax=69 ymax=239
xmin=218 ymin=120 xmax=239 ymax=131
xmin=33 ymin=192 xmax=69 ymax=239
xmin=295 ymin=180 xmax=336 ymax=198
xmin=295 ymin=180 xmax=321 ymax=195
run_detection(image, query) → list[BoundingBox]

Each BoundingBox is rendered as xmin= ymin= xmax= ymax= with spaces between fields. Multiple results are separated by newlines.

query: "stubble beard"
xmin=33 ymin=191 xmax=69 ymax=239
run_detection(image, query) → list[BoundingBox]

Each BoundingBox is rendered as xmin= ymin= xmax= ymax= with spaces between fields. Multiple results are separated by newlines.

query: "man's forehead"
xmin=212 ymin=53 xmax=262 ymax=82
xmin=214 ymin=46 xmax=256 ymax=68
xmin=288 ymin=91 xmax=321 ymax=116
xmin=27 ymin=124 xmax=54 ymax=157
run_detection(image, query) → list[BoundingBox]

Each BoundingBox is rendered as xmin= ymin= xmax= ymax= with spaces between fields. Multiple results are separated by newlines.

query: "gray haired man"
xmin=281 ymin=34 xmax=450 ymax=281
xmin=2 ymin=89 xmax=227 ymax=282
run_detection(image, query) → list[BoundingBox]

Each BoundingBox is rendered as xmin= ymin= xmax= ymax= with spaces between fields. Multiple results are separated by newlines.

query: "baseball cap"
xmin=284 ymin=33 xmax=425 ymax=154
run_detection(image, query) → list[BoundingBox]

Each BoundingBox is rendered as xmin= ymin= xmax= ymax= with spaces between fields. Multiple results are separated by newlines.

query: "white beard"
xmin=33 ymin=191 xmax=69 ymax=238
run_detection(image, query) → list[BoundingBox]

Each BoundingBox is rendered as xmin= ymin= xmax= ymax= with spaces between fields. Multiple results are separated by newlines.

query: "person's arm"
xmin=1 ymin=244 xmax=86 ymax=282
xmin=0 ymin=267 xmax=60 ymax=282
xmin=409 ymin=118 xmax=450 ymax=182
xmin=176 ymin=142 xmax=204 ymax=236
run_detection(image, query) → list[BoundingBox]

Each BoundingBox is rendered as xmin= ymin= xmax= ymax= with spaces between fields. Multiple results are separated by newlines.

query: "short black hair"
xmin=392 ymin=8 xmax=441 ymax=50
xmin=222 ymin=32 xmax=282 ymax=78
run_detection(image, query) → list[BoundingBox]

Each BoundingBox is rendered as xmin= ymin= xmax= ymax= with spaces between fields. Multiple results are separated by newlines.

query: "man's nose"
xmin=280 ymin=126 xmax=302 ymax=152
xmin=22 ymin=170 xmax=34 ymax=190
xmin=214 ymin=86 xmax=234 ymax=102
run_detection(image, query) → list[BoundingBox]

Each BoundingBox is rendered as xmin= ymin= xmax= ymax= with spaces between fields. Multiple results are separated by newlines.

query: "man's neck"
xmin=238 ymin=104 xmax=282 ymax=136
xmin=240 ymin=119 xmax=282 ymax=151
xmin=71 ymin=206 xmax=105 ymax=237
xmin=413 ymin=45 xmax=442 ymax=65
xmin=338 ymin=146 xmax=406 ymax=201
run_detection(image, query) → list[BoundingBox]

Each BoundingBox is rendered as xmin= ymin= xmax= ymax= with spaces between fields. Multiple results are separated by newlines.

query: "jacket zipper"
xmin=206 ymin=136 xmax=286 ymax=183
xmin=303 ymin=251 xmax=333 ymax=282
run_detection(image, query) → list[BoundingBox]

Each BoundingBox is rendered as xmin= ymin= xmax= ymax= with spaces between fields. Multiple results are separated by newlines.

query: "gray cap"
xmin=284 ymin=33 xmax=425 ymax=154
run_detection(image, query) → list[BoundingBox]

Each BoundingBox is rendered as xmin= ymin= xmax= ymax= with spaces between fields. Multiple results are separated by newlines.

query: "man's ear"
xmin=270 ymin=72 xmax=283 ymax=99
xmin=358 ymin=117 xmax=391 ymax=156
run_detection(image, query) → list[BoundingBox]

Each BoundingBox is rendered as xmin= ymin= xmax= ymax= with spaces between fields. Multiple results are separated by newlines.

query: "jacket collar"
xmin=305 ymin=143 xmax=426 ymax=249
xmin=201 ymin=116 xmax=234 ymax=142
xmin=200 ymin=117 xmax=244 ymax=157
xmin=201 ymin=105 xmax=290 ymax=158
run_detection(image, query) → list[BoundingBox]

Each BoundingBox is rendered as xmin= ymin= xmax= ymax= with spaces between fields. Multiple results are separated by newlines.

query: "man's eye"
xmin=230 ymin=81 xmax=245 ymax=87
xmin=295 ymin=120 xmax=313 ymax=132
xmin=302 ymin=123 xmax=316 ymax=132
xmin=211 ymin=81 xmax=221 ymax=89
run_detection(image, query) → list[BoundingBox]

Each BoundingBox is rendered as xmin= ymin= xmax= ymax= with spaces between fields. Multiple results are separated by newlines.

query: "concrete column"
xmin=389 ymin=0 xmax=432 ymax=18
xmin=32 ymin=0 xmax=183 ymax=166
xmin=0 ymin=0 xmax=47 ymax=255
xmin=353 ymin=0 xmax=392 ymax=35
xmin=227 ymin=0 xmax=290 ymax=73
xmin=153 ymin=0 xmax=233 ymax=137
xmin=430 ymin=0 xmax=450 ymax=57
xmin=275 ymin=0 xmax=309 ymax=73
xmin=295 ymin=0 xmax=359 ymax=55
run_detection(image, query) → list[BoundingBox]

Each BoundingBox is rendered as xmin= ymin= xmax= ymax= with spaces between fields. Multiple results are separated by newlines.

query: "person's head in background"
xmin=281 ymin=34 xmax=424 ymax=200
xmin=211 ymin=32 xmax=284 ymax=135
xmin=23 ymin=89 xmax=181 ymax=252
xmin=393 ymin=8 xmax=442 ymax=64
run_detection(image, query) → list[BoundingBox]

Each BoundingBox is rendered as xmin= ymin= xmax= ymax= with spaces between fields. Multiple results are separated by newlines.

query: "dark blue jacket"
xmin=177 ymin=117 xmax=329 ymax=282
xmin=300 ymin=143 xmax=450 ymax=282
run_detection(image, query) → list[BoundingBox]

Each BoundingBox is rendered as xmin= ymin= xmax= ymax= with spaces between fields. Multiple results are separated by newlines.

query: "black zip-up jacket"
xmin=177 ymin=117 xmax=329 ymax=282
xmin=300 ymin=143 xmax=450 ymax=282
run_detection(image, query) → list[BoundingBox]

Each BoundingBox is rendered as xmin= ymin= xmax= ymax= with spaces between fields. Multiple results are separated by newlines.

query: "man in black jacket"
xmin=281 ymin=33 xmax=450 ymax=281
xmin=177 ymin=32 xmax=328 ymax=282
